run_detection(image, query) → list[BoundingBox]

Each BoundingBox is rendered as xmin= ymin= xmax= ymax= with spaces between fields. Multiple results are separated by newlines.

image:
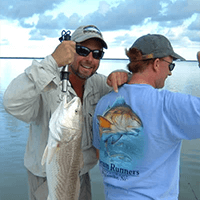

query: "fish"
xmin=98 ymin=97 xmax=142 ymax=139
xmin=41 ymin=95 xmax=84 ymax=200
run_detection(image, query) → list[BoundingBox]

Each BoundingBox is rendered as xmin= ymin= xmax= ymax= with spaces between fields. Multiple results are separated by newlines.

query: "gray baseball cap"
xmin=131 ymin=34 xmax=185 ymax=60
xmin=71 ymin=25 xmax=108 ymax=49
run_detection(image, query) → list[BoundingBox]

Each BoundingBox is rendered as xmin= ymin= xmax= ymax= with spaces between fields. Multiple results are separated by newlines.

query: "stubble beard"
xmin=70 ymin=64 xmax=95 ymax=80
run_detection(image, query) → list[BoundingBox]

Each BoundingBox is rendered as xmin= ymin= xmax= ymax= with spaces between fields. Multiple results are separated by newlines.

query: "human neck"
xmin=68 ymin=68 xmax=85 ymax=102
xmin=128 ymin=79 xmax=149 ymax=85
xmin=128 ymin=73 xmax=155 ymax=87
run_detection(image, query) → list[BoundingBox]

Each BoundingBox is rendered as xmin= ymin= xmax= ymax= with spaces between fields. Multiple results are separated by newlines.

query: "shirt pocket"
xmin=82 ymin=92 xmax=101 ymax=149
xmin=89 ymin=91 xmax=101 ymax=118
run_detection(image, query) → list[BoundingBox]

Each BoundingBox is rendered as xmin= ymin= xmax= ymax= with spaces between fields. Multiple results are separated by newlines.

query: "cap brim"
xmin=171 ymin=52 xmax=185 ymax=61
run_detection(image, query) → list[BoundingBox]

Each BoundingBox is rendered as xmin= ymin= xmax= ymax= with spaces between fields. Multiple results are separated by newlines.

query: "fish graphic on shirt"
xmin=98 ymin=97 xmax=142 ymax=141
xmin=97 ymin=97 xmax=144 ymax=164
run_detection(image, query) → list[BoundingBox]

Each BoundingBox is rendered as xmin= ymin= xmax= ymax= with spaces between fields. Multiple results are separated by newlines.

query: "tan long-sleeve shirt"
xmin=3 ymin=55 xmax=112 ymax=177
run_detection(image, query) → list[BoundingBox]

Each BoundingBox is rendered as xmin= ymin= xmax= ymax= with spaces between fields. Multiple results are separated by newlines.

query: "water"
xmin=0 ymin=58 xmax=200 ymax=200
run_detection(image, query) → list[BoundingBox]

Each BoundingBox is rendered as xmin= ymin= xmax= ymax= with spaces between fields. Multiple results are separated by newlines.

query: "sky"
xmin=0 ymin=0 xmax=200 ymax=60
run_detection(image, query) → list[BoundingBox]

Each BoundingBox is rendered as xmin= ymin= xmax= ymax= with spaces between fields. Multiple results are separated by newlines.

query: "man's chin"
xmin=70 ymin=66 xmax=91 ymax=79
xmin=76 ymin=71 xmax=93 ymax=80
xmin=77 ymin=73 xmax=89 ymax=79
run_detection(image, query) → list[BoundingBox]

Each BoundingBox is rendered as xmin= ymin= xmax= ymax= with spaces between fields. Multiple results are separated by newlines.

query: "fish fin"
xmin=41 ymin=145 xmax=48 ymax=166
xmin=98 ymin=116 xmax=112 ymax=128
xmin=47 ymin=144 xmax=60 ymax=164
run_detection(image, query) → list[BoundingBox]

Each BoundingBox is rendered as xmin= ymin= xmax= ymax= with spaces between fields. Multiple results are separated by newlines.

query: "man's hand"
xmin=52 ymin=41 xmax=76 ymax=67
xmin=107 ymin=71 xmax=129 ymax=92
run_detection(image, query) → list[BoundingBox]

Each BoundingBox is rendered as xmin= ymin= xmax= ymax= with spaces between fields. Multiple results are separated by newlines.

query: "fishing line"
xmin=188 ymin=183 xmax=199 ymax=200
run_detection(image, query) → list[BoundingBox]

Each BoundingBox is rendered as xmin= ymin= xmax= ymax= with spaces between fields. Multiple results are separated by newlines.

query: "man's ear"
xmin=153 ymin=58 xmax=160 ymax=72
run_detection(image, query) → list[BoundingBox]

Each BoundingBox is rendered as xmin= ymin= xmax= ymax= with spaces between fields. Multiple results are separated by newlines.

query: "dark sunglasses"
xmin=161 ymin=59 xmax=175 ymax=71
xmin=76 ymin=45 xmax=104 ymax=60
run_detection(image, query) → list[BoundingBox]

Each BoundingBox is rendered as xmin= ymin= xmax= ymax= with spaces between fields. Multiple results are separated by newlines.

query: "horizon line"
xmin=0 ymin=57 xmax=197 ymax=62
xmin=0 ymin=56 xmax=128 ymax=60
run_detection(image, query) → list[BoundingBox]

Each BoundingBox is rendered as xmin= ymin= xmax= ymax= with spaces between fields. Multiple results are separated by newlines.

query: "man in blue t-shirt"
xmin=93 ymin=34 xmax=200 ymax=200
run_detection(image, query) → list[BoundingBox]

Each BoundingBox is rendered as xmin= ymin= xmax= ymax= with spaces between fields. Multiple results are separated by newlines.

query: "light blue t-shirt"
xmin=93 ymin=84 xmax=200 ymax=200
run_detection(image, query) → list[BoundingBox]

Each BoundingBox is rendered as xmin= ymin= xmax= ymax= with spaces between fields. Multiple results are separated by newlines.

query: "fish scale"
xmin=42 ymin=96 xmax=83 ymax=200
xmin=47 ymin=137 xmax=83 ymax=200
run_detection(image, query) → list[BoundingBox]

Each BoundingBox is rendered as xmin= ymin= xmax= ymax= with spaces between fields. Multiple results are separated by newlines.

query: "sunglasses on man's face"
xmin=76 ymin=45 xmax=104 ymax=60
xmin=161 ymin=59 xmax=175 ymax=71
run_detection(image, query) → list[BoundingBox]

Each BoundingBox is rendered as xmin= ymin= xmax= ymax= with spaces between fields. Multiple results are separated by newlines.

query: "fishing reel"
xmin=59 ymin=30 xmax=71 ymax=42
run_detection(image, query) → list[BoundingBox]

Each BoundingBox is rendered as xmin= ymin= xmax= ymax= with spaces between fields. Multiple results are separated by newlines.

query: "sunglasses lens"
xmin=76 ymin=45 xmax=104 ymax=60
xmin=169 ymin=63 xmax=175 ymax=71
xmin=93 ymin=50 xmax=104 ymax=59
xmin=161 ymin=59 xmax=175 ymax=71
xmin=76 ymin=46 xmax=90 ymax=57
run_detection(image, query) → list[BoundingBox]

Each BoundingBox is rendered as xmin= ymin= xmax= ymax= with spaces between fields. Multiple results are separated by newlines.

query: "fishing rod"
xmin=188 ymin=183 xmax=199 ymax=200
xmin=59 ymin=30 xmax=71 ymax=93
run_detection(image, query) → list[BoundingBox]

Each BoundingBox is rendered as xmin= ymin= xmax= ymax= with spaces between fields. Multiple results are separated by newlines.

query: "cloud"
xmin=0 ymin=0 xmax=65 ymax=19
xmin=158 ymin=20 xmax=184 ymax=28
xmin=188 ymin=33 xmax=200 ymax=42
xmin=36 ymin=14 xmax=66 ymax=29
xmin=29 ymin=29 xmax=46 ymax=40
xmin=28 ymin=13 xmax=82 ymax=39
xmin=188 ymin=14 xmax=200 ymax=30
xmin=153 ymin=1 xmax=191 ymax=22
xmin=98 ymin=1 xmax=111 ymax=15
xmin=183 ymin=28 xmax=200 ymax=43
xmin=36 ymin=13 xmax=82 ymax=30
xmin=2 ymin=0 xmax=200 ymax=45
xmin=81 ymin=0 xmax=162 ymax=30
xmin=19 ymin=19 xmax=35 ymax=28
xmin=111 ymin=33 xmax=137 ymax=48
xmin=0 ymin=39 xmax=9 ymax=45
xmin=31 ymin=0 xmax=200 ymax=37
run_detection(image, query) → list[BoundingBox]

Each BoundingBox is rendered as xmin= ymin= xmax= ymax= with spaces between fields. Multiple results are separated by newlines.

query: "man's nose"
xmin=86 ymin=52 xmax=93 ymax=62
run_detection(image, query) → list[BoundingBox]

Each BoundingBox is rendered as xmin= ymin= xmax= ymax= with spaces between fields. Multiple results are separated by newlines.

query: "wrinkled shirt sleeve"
xmin=3 ymin=55 xmax=60 ymax=123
